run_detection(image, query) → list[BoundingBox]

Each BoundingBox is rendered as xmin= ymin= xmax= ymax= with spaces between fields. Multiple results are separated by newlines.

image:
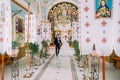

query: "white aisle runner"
xmin=40 ymin=56 xmax=73 ymax=80
xmin=40 ymin=39 xmax=75 ymax=80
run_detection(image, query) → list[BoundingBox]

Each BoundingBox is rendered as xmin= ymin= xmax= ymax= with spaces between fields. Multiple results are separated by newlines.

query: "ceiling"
xmin=40 ymin=0 xmax=78 ymax=19
xmin=11 ymin=0 xmax=78 ymax=19
xmin=11 ymin=1 xmax=27 ymax=18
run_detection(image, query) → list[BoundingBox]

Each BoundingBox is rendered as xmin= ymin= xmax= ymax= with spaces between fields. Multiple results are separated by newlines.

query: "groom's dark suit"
xmin=54 ymin=37 xmax=62 ymax=56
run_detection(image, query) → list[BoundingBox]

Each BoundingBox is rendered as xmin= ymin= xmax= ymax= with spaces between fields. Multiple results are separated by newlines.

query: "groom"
xmin=54 ymin=34 xmax=62 ymax=56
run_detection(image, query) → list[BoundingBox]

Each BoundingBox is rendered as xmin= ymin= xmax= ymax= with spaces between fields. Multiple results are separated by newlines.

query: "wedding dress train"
xmin=59 ymin=38 xmax=73 ymax=57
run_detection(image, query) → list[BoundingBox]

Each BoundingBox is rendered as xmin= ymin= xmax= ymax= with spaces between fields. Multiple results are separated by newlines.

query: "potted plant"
xmin=11 ymin=41 xmax=21 ymax=62
xmin=40 ymin=39 xmax=49 ymax=63
xmin=41 ymin=39 xmax=48 ymax=59
xmin=72 ymin=40 xmax=80 ymax=61
xmin=29 ymin=42 xmax=39 ymax=66
xmin=29 ymin=42 xmax=39 ymax=55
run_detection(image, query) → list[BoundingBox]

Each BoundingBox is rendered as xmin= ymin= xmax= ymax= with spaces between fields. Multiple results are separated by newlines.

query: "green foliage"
xmin=29 ymin=42 xmax=39 ymax=55
xmin=40 ymin=49 xmax=48 ymax=58
xmin=12 ymin=41 xmax=21 ymax=50
xmin=41 ymin=40 xmax=48 ymax=58
xmin=72 ymin=40 xmax=80 ymax=61
xmin=41 ymin=39 xmax=48 ymax=48
xmin=68 ymin=40 xmax=72 ymax=46
xmin=72 ymin=40 xmax=79 ymax=51
xmin=41 ymin=39 xmax=48 ymax=52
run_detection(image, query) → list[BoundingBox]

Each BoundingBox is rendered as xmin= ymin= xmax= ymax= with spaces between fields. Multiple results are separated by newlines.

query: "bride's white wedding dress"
xmin=59 ymin=38 xmax=73 ymax=57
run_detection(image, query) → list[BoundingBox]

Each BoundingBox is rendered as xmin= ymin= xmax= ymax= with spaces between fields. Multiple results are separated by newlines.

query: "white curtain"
xmin=0 ymin=1 xmax=5 ymax=54
xmin=94 ymin=20 xmax=113 ymax=56
xmin=79 ymin=0 xmax=114 ymax=56
xmin=0 ymin=0 xmax=12 ymax=55
xmin=40 ymin=22 xmax=51 ymax=41
xmin=29 ymin=14 xmax=37 ymax=43
xmin=40 ymin=23 xmax=43 ymax=41
xmin=80 ymin=24 xmax=93 ymax=55
xmin=48 ymin=23 xmax=51 ymax=41
xmin=25 ymin=14 xmax=37 ymax=43
xmin=113 ymin=0 xmax=120 ymax=56
xmin=72 ymin=22 xmax=78 ymax=41
xmin=46 ymin=23 xmax=51 ymax=41
xmin=25 ymin=15 xmax=29 ymax=42
xmin=80 ymin=0 xmax=94 ymax=55
xmin=78 ymin=0 xmax=81 ymax=48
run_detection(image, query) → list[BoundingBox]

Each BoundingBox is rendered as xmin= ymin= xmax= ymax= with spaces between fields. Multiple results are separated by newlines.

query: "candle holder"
xmin=30 ymin=54 xmax=35 ymax=74
xmin=11 ymin=61 xmax=19 ymax=80
xmin=84 ymin=55 xmax=90 ymax=80
xmin=90 ymin=50 xmax=100 ymax=80
xmin=23 ymin=49 xmax=32 ymax=78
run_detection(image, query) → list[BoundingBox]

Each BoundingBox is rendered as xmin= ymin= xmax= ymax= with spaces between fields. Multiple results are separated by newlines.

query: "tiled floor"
xmin=0 ymin=47 xmax=120 ymax=80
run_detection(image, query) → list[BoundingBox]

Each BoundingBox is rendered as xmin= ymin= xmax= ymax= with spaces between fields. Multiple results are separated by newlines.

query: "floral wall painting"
xmin=96 ymin=0 xmax=112 ymax=18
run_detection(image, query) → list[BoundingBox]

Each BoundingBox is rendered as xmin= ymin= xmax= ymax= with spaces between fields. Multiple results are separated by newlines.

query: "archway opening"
xmin=47 ymin=2 xmax=78 ymax=44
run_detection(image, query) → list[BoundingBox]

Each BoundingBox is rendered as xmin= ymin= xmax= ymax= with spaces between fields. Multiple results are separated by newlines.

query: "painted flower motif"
xmin=84 ymin=6 xmax=89 ymax=12
xmin=85 ymin=22 xmax=90 ymax=28
xmin=101 ymin=20 xmax=107 ymax=27
xmin=117 ymin=37 xmax=120 ymax=44
xmin=0 ymin=37 xmax=4 ymax=42
xmin=85 ymin=37 xmax=91 ymax=43
xmin=101 ymin=37 xmax=107 ymax=44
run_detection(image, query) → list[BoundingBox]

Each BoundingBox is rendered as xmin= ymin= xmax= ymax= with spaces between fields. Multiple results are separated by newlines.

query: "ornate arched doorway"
xmin=47 ymin=2 xmax=78 ymax=44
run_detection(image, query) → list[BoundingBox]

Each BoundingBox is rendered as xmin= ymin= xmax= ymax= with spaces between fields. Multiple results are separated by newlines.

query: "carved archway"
xmin=46 ymin=0 xmax=78 ymax=19
xmin=48 ymin=2 xmax=78 ymax=22
xmin=47 ymin=2 xmax=78 ymax=44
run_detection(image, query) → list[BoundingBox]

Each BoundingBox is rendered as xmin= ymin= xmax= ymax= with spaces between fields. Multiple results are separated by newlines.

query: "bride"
xmin=59 ymin=36 xmax=73 ymax=57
